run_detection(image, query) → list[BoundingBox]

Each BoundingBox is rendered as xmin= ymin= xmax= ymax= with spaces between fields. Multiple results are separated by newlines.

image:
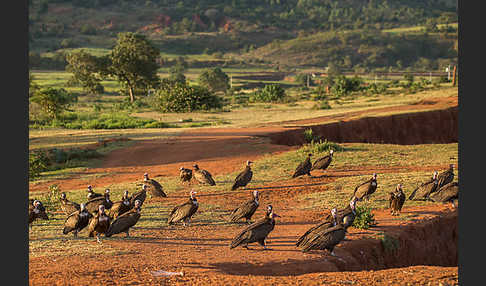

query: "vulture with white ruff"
xmin=87 ymin=204 xmax=111 ymax=243
xmin=106 ymin=200 xmax=142 ymax=238
xmin=59 ymin=192 xmax=80 ymax=216
xmin=62 ymin=203 xmax=93 ymax=237
xmin=108 ymin=190 xmax=132 ymax=220
xmin=229 ymin=205 xmax=279 ymax=250
xmin=311 ymin=150 xmax=334 ymax=173
xmin=389 ymin=184 xmax=406 ymax=216
xmin=408 ymin=171 xmax=439 ymax=201
xmin=231 ymin=161 xmax=253 ymax=191
xmin=352 ymin=173 xmax=378 ymax=202
xmin=167 ymin=190 xmax=199 ymax=226
xmin=29 ymin=199 xmax=49 ymax=229
xmin=228 ymin=190 xmax=260 ymax=223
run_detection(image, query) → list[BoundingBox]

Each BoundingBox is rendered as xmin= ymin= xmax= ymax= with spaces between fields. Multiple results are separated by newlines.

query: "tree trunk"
xmin=129 ymin=86 xmax=135 ymax=102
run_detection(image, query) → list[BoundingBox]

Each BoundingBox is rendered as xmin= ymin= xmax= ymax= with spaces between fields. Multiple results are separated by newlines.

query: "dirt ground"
xmin=29 ymin=96 xmax=459 ymax=285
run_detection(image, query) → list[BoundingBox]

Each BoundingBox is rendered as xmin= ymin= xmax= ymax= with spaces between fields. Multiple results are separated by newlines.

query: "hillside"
xmin=28 ymin=0 xmax=458 ymax=70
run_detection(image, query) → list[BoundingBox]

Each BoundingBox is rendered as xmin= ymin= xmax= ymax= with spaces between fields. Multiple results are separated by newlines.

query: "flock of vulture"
xmin=29 ymin=150 xmax=458 ymax=257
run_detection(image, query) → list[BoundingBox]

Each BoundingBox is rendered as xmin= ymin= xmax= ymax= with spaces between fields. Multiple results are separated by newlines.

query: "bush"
xmin=250 ymin=84 xmax=287 ymax=103
xmin=153 ymin=80 xmax=222 ymax=113
xmin=29 ymin=150 xmax=49 ymax=180
xmin=352 ymin=205 xmax=377 ymax=229
xmin=312 ymin=100 xmax=332 ymax=110
xmin=298 ymin=139 xmax=345 ymax=155
xmin=303 ymin=128 xmax=318 ymax=143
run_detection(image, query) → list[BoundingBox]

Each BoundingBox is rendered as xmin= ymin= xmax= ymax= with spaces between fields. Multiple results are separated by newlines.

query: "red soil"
xmin=29 ymin=97 xmax=459 ymax=285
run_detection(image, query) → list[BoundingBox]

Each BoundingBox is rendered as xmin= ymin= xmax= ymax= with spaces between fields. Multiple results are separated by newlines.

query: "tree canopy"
xmin=198 ymin=67 xmax=230 ymax=93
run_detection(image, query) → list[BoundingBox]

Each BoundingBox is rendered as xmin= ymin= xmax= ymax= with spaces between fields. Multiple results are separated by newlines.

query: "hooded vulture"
xmin=108 ymin=190 xmax=132 ymax=220
xmin=59 ymin=192 xmax=80 ymax=216
xmin=389 ymin=184 xmax=406 ymax=216
xmin=428 ymin=181 xmax=459 ymax=207
xmin=408 ymin=171 xmax=439 ymax=201
xmin=311 ymin=150 xmax=334 ymax=172
xmin=298 ymin=222 xmax=347 ymax=256
xmin=63 ymin=203 xmax=93 ymax=237
xmin=193 ymin=164 xmax=216 ymax=186
xmin=180 ymin=167 xmax=193 ymax=184
xmin=437 ymin=164 xmax=455 ymax=189
xmin=231 ymin=161 xmax=253 ymax=191
xmin=130 ymin=184 xmax=148 ymax=208
xmin=296 ymin=208 xmax=338 ymax=248
xmin=86 ymin=185 xmax=102 ymax=200
xmin=292 ymin=153 xmax=313 ymax=178
xmin=106 ymin=200 xmax=142 ymax=238
xmin=85 ymin=189 xmax=113 ymax=215
xmin=334 ymin=197 xmax=358 ymax=229
xmin=29 ymin=199 xmax=49 ymax=229
xmin=87 ymin=204 xmax=111 ymax=243
xmin=352 ymin=173 xmax=378 ymax=202
xmin=143 ymin=173 xmax=167 ymax=197
xmin=228 ymin=190 xmax=260 ymax=224
xmin=167 ymin=190 xmax=199 ymax=226
xmin=229 ymin=206 xmax=280 ymax=250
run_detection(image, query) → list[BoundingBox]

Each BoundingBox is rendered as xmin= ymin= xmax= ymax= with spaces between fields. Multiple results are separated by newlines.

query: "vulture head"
xmin=98 ymin=204 xmax=106 ymax=215
xmin=33 ymin=200 xmax=49 ymax=220
xmin=143 ymin=173 xmax=149 ymax=180
xmin=123 ymin=190 xmax=129 ymax=198
xmin=190 ymin=190 xmax=197 ymax=199
xmin=80 ymin=203 xmax=87 ymax=212
xmin=433 ymin=171 xmax=439 ymax=179
xmin=193 ymin=164 xmax=200 ymax=170
xmin=133 ymin=200 xmax=142 ymax=211
xmin=450 ymin=164 xmax=455 ymax=170
xmin=396 ymin=184 xmax=402 ymax=191
xmin=246 ymin=160 xmax=253 ymax=166
xmin=253 ymin=190 xmax=259 ymax=199
xmin=350 ymin=197 xmax=358 ymax=212
xmin=87 ymin=185 xmax=93 ymax=192
xmin=266 ymin=204 xmax=273 ymax=215
xmin=179 ymin=167 xmax=184 ymax=171
xmin=60 ymin=192 xmax=67 ymax=200
xmin=372 ymin=173 xmax=377 ymax=179
xmin=330 ymin=149 xmax=334 ymax=156
xmin=308 ymin=153 xmax=313 ymax=157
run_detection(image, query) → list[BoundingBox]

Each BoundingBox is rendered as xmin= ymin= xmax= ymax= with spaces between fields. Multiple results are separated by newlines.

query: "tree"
xmin=198 ymin=67 xmax=230 ymax=93
xmin=65 ymin=50 xmax=105 ymax=95
xmin=108 ymin=32 xmax=160 ymax=102
xmin=29 ymin=87 xmax=77 ymax=120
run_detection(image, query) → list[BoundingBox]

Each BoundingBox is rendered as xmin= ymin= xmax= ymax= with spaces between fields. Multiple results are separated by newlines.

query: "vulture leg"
xmin=96 ymin=234 xmax=102 ymax=244
xmin=125 ymin=230 xmax=130 ymax=238
xmin=243 ymin=244 xmax=250 ymax=250
xmin=73 ymin=229 xmax=78 ymax=238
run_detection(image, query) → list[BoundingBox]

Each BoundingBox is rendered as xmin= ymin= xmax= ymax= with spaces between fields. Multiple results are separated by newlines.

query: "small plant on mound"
xmin=299 ymin=139 xmax=345 ymax=155
xmin=29 ymin=150 xmax=50 ymax=180
xmin=352 ymin=205 xmax=377 ymax=229
xmin=303 ymin=128 xmax=319 ymax=143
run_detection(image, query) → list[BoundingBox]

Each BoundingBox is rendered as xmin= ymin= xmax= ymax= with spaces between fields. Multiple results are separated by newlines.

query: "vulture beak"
xmin=272 ymin=213 xmax=281 ymax=218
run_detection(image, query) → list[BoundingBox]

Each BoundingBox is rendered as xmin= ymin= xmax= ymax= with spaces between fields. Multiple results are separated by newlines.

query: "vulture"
xmin=297 ymin=198 xmax=357 ymax=249
xmin=180 ymin=167 xmax=193 ymax=184
xmin=167 ymin=190 xmax=199 ymax=226
xmin=437 ymin=164 xmax=455 ymax=189
xmin=352 ymin=173 xmax=378 ymax=202
xmin=87 ymin=204 xmax=111 ymax=243
xmin=292 ymin=153 xmax=313 ymax=178
xmin=228 ymin=190 xmax=260 ymax=224
xmin=408 ymin=171 xmax=439 ymax=201
xmin=106 ymin=200 xmax=142 ymax=238
xmin=334 ymin=197 xmax=358 ymax=229
xmin=130 ymin=184 xmax=147 ymax=208
xmin=389 ymin=184 xmax=406 ymax=216
xmin=86 ymin=185 xmax=102 ymax=200
xmin=229 ymin=206 xmax=280 ymax=250
xmin=62 ymin=203 xmax=93 ymax=237
xmin=298 ymin=221 xmax=347 ymax=256
xmin=296 ymin=208 xmax=338 ymax=248
xmin=29 ymin=199 xmax=49 ymax=229
xmin=193 ymin=164 xmax=216 ymax=186
xmin=143 ymin=173 xmax=167 ymax=197
xmin=428 ymin=181 xmax=459 ymax=207
xmin=85 ymin=189 xmax=113 ymax=214
xmin=108 ymin=190 xmax=132 ymax=220
xmin=59 ymin=192 xmax=80 ymax=216
xmin=231 ymin=161 xmax=253 ymax=191
xmin=311 ymin=150 xmax=334 ymax=173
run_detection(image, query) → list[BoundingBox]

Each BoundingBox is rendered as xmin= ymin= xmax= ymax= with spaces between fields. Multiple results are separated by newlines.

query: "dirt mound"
xmin=269 ymin=106 xmax=458 ymax=146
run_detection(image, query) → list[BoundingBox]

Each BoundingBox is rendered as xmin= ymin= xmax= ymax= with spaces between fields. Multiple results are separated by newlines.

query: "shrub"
xmin=29 ymin=150 xmax=49 ymax=180
xmin=312 ymin=100 xmax=332 ymax=110
xmin=250 ymin=84 xmax=287 ymax=103
xmin=303 ymin=128 xmax=318 ymax=143
xmin=153 ymin=80 xmax=222 ymax=113
xmin=352 ymin=205 xmax=377 ymax=229
xmin=298 ymin=139 xmax=345 ymax=155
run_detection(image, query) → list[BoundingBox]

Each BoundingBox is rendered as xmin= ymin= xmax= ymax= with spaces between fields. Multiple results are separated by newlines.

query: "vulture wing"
xmin=428 ymin=182 xmax=459 ymax=203
xmin=168 ymin=201 xmax=198 ymax=224
xmin=311 ymin=155 xmax=332 ymax=171
xmin=231 ymin=167 xmax=253 ymax=190
xmin=292 ymin=157 xmax=312 ymax=178
xmin=105 ymin=210 xmax=141 ymax=237
xmin=228 ymin=200 xmax=258 ymax=222
xmin=146 ymin=179 xmax=167 ymax=197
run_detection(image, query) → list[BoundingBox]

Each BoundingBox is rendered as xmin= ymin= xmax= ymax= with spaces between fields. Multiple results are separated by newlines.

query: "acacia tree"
xmin=198 ymin=67 xmax=230 ymax=93
xmin=108 ymin=32 xmax=160 ymax=102
xmin=29 ymin=87 xmax=77 ymax=120
xmin=65 ymin=49 xmax=105 ymax=95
